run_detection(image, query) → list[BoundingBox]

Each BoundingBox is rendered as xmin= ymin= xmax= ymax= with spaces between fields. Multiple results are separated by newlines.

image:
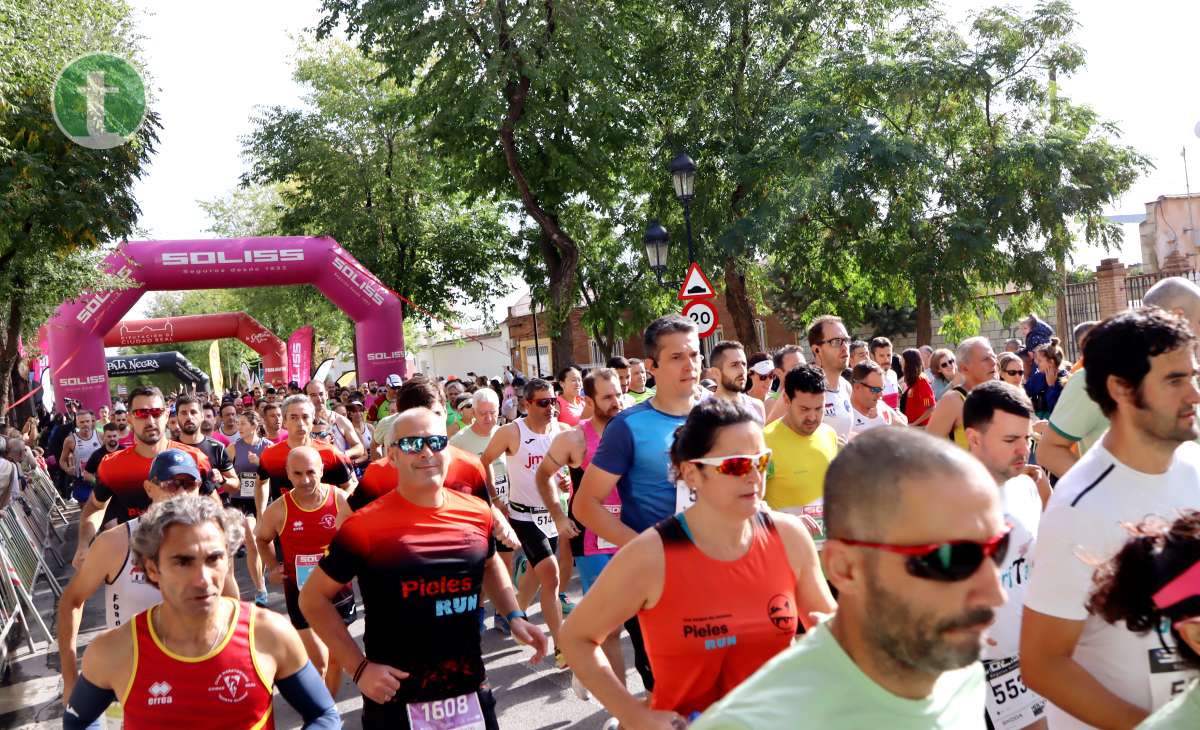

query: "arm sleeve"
xmin=324 ymin=450 xmax=352 ymax=485
xmin=63 ymin=675 xmax=115 ymax=730
xmin=92 ymin=460 xmax=114 ymax=502
xmin=319 ymin=520 xmax=366 ymax=585
xmin=276 ymin=661 xmax=340 ymax=729
xmin=1023 ymin=505 xmax=1093 ymax=621
xmin=590 ymin=415 xmax=635 ymax=477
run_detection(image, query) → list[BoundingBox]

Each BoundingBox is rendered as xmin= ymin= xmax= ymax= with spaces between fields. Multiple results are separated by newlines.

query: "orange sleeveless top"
xmin=638 ymin=511 xmax=798 ymax=716
xmin=122 ymin=599 xmax=274 ymax=730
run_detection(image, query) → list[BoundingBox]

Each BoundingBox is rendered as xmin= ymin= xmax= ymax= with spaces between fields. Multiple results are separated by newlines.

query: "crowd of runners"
xmin=10 ymin=274 xmax=1199 ymax=728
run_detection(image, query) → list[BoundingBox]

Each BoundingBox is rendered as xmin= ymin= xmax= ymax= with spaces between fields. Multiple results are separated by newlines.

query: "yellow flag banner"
xmin=209 ymin=340 xmax=224 ymax=394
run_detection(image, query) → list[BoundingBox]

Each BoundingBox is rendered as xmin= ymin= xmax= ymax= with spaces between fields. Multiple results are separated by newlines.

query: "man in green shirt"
xmin=693 ymin=428 xmax=1004 ymax=730
xmin=626 ymin=357 xmax=654 ymax=404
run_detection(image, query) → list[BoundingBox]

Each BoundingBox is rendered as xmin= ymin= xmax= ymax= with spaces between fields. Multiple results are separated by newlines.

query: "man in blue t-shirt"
xmin=576 ymin=313 xmax=703 ymax=689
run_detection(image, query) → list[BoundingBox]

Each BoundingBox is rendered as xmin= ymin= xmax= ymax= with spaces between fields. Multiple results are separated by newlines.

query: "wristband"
xmin=505 ymin=610 xmax=527 ymax=623
xmin=353 ymin=658 xmax=369 ymax=684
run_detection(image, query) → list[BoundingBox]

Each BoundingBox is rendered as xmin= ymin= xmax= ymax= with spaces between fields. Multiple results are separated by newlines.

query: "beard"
xmin=863 ymin=562 xmax=992 ymax=674
xmin=721 ymin=375 xmax=746 ymax=393
xmin=180 ymin=421 xmax=199 ymax=435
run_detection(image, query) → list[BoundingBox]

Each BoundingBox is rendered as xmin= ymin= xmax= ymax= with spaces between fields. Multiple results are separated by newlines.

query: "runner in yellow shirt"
xmin=763 ymin=364 xmax=839 ymax=546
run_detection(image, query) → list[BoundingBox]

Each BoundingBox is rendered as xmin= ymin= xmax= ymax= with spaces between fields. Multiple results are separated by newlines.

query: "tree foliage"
xmin=763 ymin=1 xmax=1147 ymax=343
xmin=0 ymin=0 xmax=158 ymax=415
xmin=240 ymin=38 xmax=516 ymax=328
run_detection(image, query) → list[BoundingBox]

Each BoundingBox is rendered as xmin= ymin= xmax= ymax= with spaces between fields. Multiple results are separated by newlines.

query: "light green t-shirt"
xmin=691 ymin=619 xmax=985 ymax=730
xmin=1047 ymin=367 xmax=1108 ymax=453
xmin=1137 ymin=679 xmax=1200 ymax=729
xmin=627 ymin=387 xmax=655 ymax=404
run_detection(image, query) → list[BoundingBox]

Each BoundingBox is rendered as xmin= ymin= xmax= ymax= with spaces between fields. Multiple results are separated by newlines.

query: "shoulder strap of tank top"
xmin=952 ymin=385 xmax=968 ymax=400
xmin=580 ymin=419 xmax=599 ymax=450
xmin=654 ymin=513 xmax=689 ymax=544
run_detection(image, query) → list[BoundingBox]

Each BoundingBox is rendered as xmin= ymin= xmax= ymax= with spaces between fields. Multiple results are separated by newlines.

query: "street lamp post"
xmin=668 ymin=152 xmax=697 ymax=266
xmin=644 ymin=152 xmax=699 ymax=290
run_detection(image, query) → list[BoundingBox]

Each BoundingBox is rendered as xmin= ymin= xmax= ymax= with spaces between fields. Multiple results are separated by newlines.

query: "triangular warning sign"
xmin=677 ymin=262 xmax=716 ymax=301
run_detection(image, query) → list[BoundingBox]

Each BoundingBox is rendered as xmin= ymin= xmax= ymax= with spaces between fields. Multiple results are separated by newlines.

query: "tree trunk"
xmin=916 ymin=288 xmax=933 ymax=346
xmin=723 ymin=256 xmax=759 ymax=351
xmin=10 ymin=361 xmax=33 ymax=425
xmin=0 ymin=300 xmax=23 ymax=423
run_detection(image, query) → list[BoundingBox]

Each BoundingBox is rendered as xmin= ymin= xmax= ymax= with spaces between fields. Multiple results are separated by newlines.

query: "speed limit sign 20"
xmin=682 ymin=299 xmax=719 ymax=338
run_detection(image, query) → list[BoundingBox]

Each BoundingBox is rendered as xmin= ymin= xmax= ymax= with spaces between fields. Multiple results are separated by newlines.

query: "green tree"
xmin=647 ymin=0 xmax=916 ymax=351
xmin=764 ymin=2 xmax=1146 ymax=344
xmin=0 ymin=0 xmax=158 ymax=416
xmin=317 ymin=0 xmax=657 ymax=369
xmin=240 ymin=38 xmax=515 ymax=331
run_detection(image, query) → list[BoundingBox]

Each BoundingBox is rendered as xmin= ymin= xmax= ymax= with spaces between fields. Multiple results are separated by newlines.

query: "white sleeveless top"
xmin=71 ymin=430 xmax=102 ymax=478
xmin=104 ymin=517 xmax=162 ymax=628
xmin=504 ymin=418 xmax=555 ymax=521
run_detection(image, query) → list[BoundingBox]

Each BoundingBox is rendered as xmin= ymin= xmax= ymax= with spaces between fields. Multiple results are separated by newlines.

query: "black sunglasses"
xmin=531 ymin=397 xmax=555 ymax=408
xmin=839 ymin=524 xmax=1012 ymax=582
xmin=391 ymin=435 xmax=450 ymax=454
xmin=1003 ymin=369 xmax=1024 ymax=377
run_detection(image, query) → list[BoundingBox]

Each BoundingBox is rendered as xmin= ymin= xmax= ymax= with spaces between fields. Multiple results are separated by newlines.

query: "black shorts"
xmin=510 ymin=518 xmax=558 ymax=568
xmin=230 ymin=497 xmax=257 ymax=516
xmin=566 ymin=490 xmax=585 ymax=558
xmin=284 ymin=579 xmax=355 ymax=631
xmin=363 ymin=685 xmax=498 ymax=730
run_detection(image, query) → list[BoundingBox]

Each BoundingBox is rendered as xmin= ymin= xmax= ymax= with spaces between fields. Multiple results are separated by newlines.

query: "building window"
xmin=524 ymin=345 xmax=548 ymax=377
xmin=588 ymin=338 xmax=625 ymax=367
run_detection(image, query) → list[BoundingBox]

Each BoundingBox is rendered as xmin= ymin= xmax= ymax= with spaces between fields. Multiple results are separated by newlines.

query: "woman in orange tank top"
xmin=560 ymin=399 xmax=837 ymax=729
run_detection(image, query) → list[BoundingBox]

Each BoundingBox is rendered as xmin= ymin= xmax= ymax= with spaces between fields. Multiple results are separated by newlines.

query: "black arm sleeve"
xmin=63 ymin=675 xmax=113 ymax=730
xmin=277 ymin=661 xmax=341 ymax=729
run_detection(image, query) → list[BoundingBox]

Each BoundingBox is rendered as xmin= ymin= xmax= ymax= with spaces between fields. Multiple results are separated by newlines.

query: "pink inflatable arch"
xmin=103 ymin=312 xmax=288 ymax=386
xmin=48 ymin=237 xmax=405 ymax=412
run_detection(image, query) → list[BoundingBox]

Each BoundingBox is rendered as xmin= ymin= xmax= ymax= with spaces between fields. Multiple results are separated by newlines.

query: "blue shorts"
xmin=576 ymin=553 xmax=613 ymax=594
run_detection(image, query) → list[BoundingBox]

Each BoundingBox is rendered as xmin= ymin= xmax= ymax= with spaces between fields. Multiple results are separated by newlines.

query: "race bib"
xmin=493 ymin=474 xmax=509 ymax=504
xmin=596 ymin=504 xmax=622 ymax=551
xmin=532 ymin=509 xmax=558 ymax=538
xmin=295 ymin=553 xmax=322 ymax=589
xmin=407 ymin=691 xmax=484 ymax=730
xmin=983 ymin=657 xmax=1047 ymax=729
xmin=239 ymin=474 xmax=257 ymax=499
xmin=675 ymin=481 xmax=696 ymax=515
xmin=1149 ymin=643 xmax=1191 ymax=709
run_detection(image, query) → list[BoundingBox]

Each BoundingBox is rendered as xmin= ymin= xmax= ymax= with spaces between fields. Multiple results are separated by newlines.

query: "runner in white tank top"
xmin=71 ymin=431 xmax=103 ymax=479
xmin=506 ymin=417 xmax=557 ymax=522
xmin=104 ymin=516 xmax=161 ymax=628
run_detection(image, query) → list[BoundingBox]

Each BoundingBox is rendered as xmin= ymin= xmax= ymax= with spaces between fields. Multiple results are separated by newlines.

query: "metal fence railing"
xmin=1062 ymin=280 xmax=1100 ymax=363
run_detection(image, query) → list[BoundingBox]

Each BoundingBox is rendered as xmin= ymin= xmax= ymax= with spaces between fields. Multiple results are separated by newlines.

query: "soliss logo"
xmin=331 ymin=257 xmax=386 ymax=305
xmin=76 ymin=264 xmax=133 ymax=323
xmin=160 ymin=249 xmax=304 ymax=266
xmin=367 ymin=351 xmax=403 ymax=361
xmin=59 ymin=375 xmax=106 ymax=386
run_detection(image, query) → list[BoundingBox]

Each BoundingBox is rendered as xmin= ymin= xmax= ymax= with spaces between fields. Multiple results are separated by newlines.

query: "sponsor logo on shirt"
xmin=291 ymin=520 xmax=304 ymax=531
xmin=524 ymin=453 xmax=544 ymax=470
xmin=401 ymin=575 xmax=473 ymax=599
xmin=767 ymin=593 xmax=798 ymax=633
xmin=147 ymin=680 xmax=173 ymax=705
xmin=318 ymin=513 xmax=336 ymax=530
xmin=209 ymin=668 xmax=255 ymax=703
xmin=683 ymin=620 xmax=738 ymax=650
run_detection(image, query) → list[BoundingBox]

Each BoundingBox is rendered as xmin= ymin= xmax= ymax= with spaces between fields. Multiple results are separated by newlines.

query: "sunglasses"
xmin=391 ymin=435 xmax=450 ymax=454
xmin=531 ymin=397 xmax=556 ymax=408
xmin=1003 ymin=369 xmax=1024 ymax=377
xmin=856 ymin=383 xmax=883 ymax=394
xmin=753 ymin=373 xmax=773 ymax=381
xmin=160 ymin=475 xmax=199 ymax=492
xmin=940 ymin=359 xmax=956 ymax=368
xmin=690 ymin=450 xmax=772 ymax=477
xmin=838 ymin=523 xmax=1013 ymax=582
xmin=132 ymin=407 xmax=166 ymax=419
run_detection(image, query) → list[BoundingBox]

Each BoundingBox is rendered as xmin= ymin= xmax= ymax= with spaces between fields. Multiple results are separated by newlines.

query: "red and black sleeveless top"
xmin=279 ymin=486 xmax=339 ymax=585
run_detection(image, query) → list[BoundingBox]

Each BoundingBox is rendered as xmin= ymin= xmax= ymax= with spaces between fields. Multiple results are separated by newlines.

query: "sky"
xmin=123 ymin=0 xmax=1200 ymax=322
